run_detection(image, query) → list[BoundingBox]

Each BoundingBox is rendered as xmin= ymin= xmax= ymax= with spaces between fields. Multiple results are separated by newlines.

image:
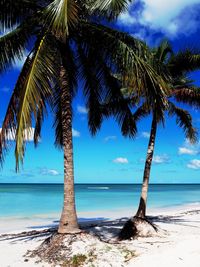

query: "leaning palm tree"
xmin=119 ymin=40 xmax=200 ymax=239
xmin=0 ymin=0 xmax=167 ymax=234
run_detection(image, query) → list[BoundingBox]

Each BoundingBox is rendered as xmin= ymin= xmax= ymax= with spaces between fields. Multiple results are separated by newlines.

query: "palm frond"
xmin=15 ymin=35 xmax=60 ymax=170
xmin=154 ymin=39 xmax=172 ymax=63
xmin=168 ymin=49 xmax=200 ymax=77
xmin=77 ymin=43 xmax=104 ymax=135
xmin=44 ymin=0 xmax=79 ymax=39
xmin=79 ymin=21 xmax=169 ymax=106
xmin=133 ymin=102 xmax=150 ymax=122
xmin=53 ymin=88 xmax=63 ymax=148
xmin=34 ymin=98 xmax=47 ymax=147
xmin=0 ymin=34 xmax=60 ymax=170
xmin=173 ymin=87 xmax=200 ymax=109
xmin=0 ymin=0 xmax=40 ymax=30
xmin=168 ymin=102 xmax=197 ymax=143
xmin=0 ymin=54 xmax=32 ymax=165
xmin=77 ymin=37 xmax=137 ymax=137
xmin=88 ymin=0 xmax=132 ymax=20
xmin=171 ymin=76 xmax=193 ymax=88
xmin=98 ymin=66 xmax=138 ymax=137
xmin=0 ymin=21 xmax=35 ymax=72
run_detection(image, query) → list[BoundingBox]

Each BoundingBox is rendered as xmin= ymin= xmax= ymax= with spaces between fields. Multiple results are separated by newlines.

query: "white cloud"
xmin=119 ymin=11 xmax=137 ymax=25
xmin=187 ymin=159 xmax=200 ymax=169
xmin=113 ymin=157 xmax=128 ymax=164
xmin=104 ymin=135 xmax=117 ymax=142
xmin=41 ymin=168 xmax=60 ymax=176
xmin=72 ymin=128 xmax=80 ymax=137
xmin=118 ymin=0 xmax=200 ymax=38
xmin=178 ymin=139 xmax=200 ymax=155
xmin=77 ymin=105 xmax=88 ymax=114
xmin=178 ymin=147 xmax=198 ymax=155
xmin=0 ymin=127 xmax=35 ymax=141
xmin=141 ymin=131 xmax=150 ymax=138
xmin=153 ymin=154 xmax=169 ymax=164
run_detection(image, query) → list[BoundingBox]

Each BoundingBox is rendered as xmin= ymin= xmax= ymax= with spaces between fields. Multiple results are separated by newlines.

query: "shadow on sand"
xmin=0 ymin=210 xmax=200 ymax=243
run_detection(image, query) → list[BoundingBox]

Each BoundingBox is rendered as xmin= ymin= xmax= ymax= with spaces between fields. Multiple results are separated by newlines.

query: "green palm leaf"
xmin=77 ymin=43 xmax=104 ymax=135
xmin=169 ymin=49 xmax=200 ymax=77
xmin=89 ymin=0 xmax=132 ymax=20
xmin=0 ymin=0 xmax=40 ymax=30
xmin=173 ymin=87 xmax=200 ymax=109
xmin=80 ymin=21 xmax=169 ymax=105
xmin=101 ymin=70 xmax=137 ymax=137
xmin=77 ymin=38 xmax=137 ymax=137
xmin=168 ymin=102 xmax=197 ymax=143
xmin=153 ymin=39 xmax=172 ymax=63
xmin=34 ymin=98 xmax=47 ymax=147
xmin=0 ymin=21 xmax=35 ymax=72
xmin=44 ymin=0 xmax=79 ymax=39
xmin=0 ymin=35 xmax=60 ymax=169
xmin=15 ymin=35 xmax=60 ymax=169
xmin=133 ymin=102 xmax=150 ymax=122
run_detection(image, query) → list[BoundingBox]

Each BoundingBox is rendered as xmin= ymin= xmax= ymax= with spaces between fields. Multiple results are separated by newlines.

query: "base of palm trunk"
xmin=58 ymin=225 xmax=82 ymax=234
xmin=118 ymin=216 xmax=158 ymax=240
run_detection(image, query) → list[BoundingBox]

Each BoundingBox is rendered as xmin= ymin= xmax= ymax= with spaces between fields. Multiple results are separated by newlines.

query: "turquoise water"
xmin=0 ymin=184 xmax=200 ymax=217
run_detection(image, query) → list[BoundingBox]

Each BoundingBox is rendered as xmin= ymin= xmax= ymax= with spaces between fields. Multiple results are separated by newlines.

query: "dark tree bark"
xmin=135 ymin=113 xmax=157 ymax=218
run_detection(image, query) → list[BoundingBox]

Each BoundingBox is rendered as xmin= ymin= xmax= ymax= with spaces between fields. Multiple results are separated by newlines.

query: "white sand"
xmin=0 ymin=204 xmax=200 ymax=267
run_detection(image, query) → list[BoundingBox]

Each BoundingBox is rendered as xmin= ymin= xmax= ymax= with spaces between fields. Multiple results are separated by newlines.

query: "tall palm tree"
xmin=135 ymin=41 xmax=200 ymax=219
xmin=119 ymin=40 xmax=200 ymax=239
xmin=0 ymin=0 xmax=166 ymax=234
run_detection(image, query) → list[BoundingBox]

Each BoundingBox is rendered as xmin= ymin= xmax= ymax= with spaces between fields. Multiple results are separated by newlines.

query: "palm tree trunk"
xmin=58 ymin=65 xmax=80 ymax=234
xmin=135 ymin=113 xmax=157 ymax=218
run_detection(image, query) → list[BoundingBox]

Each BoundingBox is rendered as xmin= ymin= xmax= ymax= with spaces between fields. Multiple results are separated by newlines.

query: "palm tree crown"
xmin=0 ymin=0 xmax=163 ymax=167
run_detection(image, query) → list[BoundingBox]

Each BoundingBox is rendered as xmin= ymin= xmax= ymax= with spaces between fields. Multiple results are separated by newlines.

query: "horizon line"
xmin=0 ymin=182 xmax=200 ymax=185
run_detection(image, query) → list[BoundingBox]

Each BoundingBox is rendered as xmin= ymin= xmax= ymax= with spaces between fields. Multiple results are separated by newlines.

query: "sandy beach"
xmin=0 ymin=204 xmax=200 ymax=267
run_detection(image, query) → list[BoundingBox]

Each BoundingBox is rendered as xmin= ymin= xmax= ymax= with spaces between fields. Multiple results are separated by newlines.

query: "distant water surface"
xmin=0 ymin=183 xmax=200 ymax=217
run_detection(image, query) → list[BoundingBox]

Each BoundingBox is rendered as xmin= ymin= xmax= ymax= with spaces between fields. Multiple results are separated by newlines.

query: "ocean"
xmin=0 ymin=183 xmax=200 ymax=219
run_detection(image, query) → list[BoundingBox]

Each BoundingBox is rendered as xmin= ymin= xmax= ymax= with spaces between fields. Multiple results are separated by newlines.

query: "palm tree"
xmin=0 ymin=0 xmax=166 ymax=234
xmin=119 ymin=40 xmax=200 ymax=239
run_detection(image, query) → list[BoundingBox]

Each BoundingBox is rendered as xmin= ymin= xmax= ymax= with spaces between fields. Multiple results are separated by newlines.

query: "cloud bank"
xmin=118 ymin=0 xmax=200 ymax=40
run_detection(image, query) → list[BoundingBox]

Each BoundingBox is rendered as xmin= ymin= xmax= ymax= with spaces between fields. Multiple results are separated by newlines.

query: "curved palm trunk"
xmin=135 ymin=113 xmax=157 ymax=218
xmin=58 ymin=65 xmax=80 ymax=234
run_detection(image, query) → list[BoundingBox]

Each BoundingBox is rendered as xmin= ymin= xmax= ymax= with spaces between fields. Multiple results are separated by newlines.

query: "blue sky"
xmin=1 ymin=0 xmax=200 ymax=184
